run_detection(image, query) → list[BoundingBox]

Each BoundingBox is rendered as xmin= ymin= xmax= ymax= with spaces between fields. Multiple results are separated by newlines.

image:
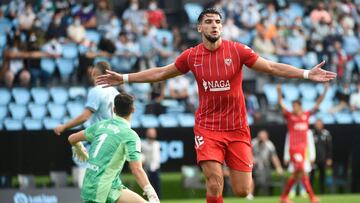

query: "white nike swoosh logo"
xmin=194 ymin=64 xmax=202 ymax=67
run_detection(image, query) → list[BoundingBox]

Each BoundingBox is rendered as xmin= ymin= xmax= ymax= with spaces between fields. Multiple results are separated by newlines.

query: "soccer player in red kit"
xmin=96 ymin=8 xmax=336 ymax=203
xmin=277 ymin=83 xmax=329 ymax=203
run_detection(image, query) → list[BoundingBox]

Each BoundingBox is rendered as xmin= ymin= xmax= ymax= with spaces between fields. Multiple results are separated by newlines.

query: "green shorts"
xmin=82 ymin=185 xmax=127 ymax=203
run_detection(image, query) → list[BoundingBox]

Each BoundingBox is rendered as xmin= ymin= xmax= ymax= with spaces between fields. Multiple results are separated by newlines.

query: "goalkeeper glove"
xmin=72 ymin=142 xmax=89 ymax=162
xmin=143 ymin=184 xmax=160 ymax=203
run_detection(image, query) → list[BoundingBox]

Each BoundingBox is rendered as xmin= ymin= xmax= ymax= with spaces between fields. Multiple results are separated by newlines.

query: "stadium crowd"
xmin=0 ymin=0 xmax=360 ymax=127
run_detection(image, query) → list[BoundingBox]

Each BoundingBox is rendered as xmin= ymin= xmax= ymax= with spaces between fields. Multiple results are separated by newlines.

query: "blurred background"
xmin=0 ymin=0 xmax=360 ymax=202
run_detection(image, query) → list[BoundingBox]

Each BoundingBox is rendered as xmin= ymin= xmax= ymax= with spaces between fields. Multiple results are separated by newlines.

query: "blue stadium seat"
xmin=4 ymin=118 xmax=22 ymax=130
xmin=62 ymin=43 xmax=78 ymax=59
xmin=353 ymin=111 xmax=360 ymax=124
xmin=28 ymin=103 xmax=47 ymax=119
xmin=40 ymin=58 xmax=56 ymax=74
xmin=31 ymin=87 xmax=50 ymax=105
xmin=43 ymin=117 xmax=61 ymax=130
xmin=9 ymin=103 xmax=27 ymax=120
xmin=301 ymin=100 xmax=315 ymax=111
xmin=68 ymin=86 xmax=87 ymax=101
xmin=299 ymin=83 xmax=317 ymax=101
xmin=177 ymin=113 xmax=195 ymax=127
xmin=316 ymin=83 xmax=336 ymax=100
xmin=0 ymin=20 xmax=12 ymax=34
xmin=282 ymin=83 xmax=300 ymax=101
xmin=319 ymin=99 xmax=333 ymax=113
xmin=12 ymin=88 xmax=30 ymax=105
xmin=23 ymin=118 xmax=42 ymax=130
xmin=0 ymin=33 xmax=7 ymax=48
xmin=0 ymin=88 xmax=11 ymax=105
xmin=184 ymin=3 xmax=203 ymax=24
xmin=334 ymin=112 xmax=353 ymax=124
xmin=140 ymin=114 xmax=159 ymax=128
xmin=85 ymin=30 xmax=101 ymax=44
xmin=316 ymin=113 xmax=335 ymax=124
xmin=48 ymin=103 xmax=66 ymax=119
xmin=131 ymin=117 xmax=140 ymax=128
xmin=159 ymin=114 xmax=179 ymax=128
xmin=66 ymin=102 xmax=84 ymax=118
xmin=0 ymin=105 xmax=7 ymax=120
xmin=56 ymin=58 xmax=75 ymax=77
xmin=50 ymin=87 xmax=69 ymax=104
xmin=263 ymin=84 xmax=278 ymax=106
xmin=247 ymin=115 xmax=254 ymax=125
xmin=309 ymin=115 xmax=316 ymax=124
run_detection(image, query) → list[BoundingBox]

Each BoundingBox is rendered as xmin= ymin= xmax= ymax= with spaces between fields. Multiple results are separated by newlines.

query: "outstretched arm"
xmin=129 ymin=161 xmax=160 ymax=203
xmin=276 ymin=84 xmax=288 ymax=114
xmin=96 ymin=63 xmax=183 ymax=87
xmin=311 ymin=82 xmax=329 ymax=113
xmin=54 ymin=109 xmax=93 ymax=136
xmin=251 ymin=57 xmax=336 ymax=82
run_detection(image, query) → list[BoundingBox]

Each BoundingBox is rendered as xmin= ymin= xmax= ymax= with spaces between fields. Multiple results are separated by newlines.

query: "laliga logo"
xmin=14 ymin=192 xmax=58 ymax=203
xmin=202 ymin=79 xmax=230 ymax=92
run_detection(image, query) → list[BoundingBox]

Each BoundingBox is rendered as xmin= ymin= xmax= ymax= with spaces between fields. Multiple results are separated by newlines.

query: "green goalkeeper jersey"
xmin=81 ymin=116 xmax=141 ymax=203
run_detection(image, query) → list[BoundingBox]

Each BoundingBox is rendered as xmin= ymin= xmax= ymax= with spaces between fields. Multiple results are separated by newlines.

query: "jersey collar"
xmin=114 ymin=116 xmax=131 ymax=128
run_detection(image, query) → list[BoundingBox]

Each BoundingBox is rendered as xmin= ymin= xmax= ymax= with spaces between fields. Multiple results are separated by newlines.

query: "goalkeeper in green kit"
xmin=68 ymin=93 xmax=160 ymax=203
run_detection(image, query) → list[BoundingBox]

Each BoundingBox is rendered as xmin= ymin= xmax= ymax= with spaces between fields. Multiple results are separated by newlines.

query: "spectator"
xmin=253 ymin=29 xmax=277 ymax=62
xmin=222 ymin=18 xmax=243 ymax=42
xmin=330 ymin=83 xmax=351 ymax=113
xmin=75 ymin=1 xmax=96 ymax=29
xmin=114 ymin=32 xmax=140 ymax=72
xmin=138 ymin=25 xmax=159 ymax=70
xmin=310 ymin=2 xmax=332 ymax=24
xmin=122 ymin=0 xmax=147 ymax=34
xmin=3 ymin=31 xmax=30 ymax=87
xmin=278 ymin=27 xmax=306 ymax=68
xmin=350 ymin=82 xmax=360 ymax=111
xmin=96 ymin=0 xmax=113 ymax=32
xmin=244 ymin=90 xmax=261 ymax=123
xmin=18 ymin=3 xmax=35 ymax=35
xmin=67 ymin=15 xmax=86 ymax=44
xmin=157 ymin=36 xmax=174 ymax=67
xmin=250 ymin=130 xmax=283 ymax=198
xmin=310 ymin=119 xmax=332 ymax=194
xmin=146 ymin=0 xmax=167 ymax=29
xmin=141 ymin=128 xmax=161 ymax=199
xmin=331 ymin=40 xmax=347 ymax=82
xmin=46 ymin=9 xmax=68 ymax=40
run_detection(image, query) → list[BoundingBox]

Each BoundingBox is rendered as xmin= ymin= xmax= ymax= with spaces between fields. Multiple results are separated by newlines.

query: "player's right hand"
xmin=143 ymin=185 xmax=160 ymax=203
xmin=54 ymin=125 xmax=65 ymax=136
xmin=72 ymin=143 xmax=89 ymax=162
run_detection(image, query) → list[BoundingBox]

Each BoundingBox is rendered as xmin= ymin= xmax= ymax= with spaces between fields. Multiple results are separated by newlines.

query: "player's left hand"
xmin=95 ymin=70 xmax=123 ymax=87
xmin=276 ymin=167 xmax=284 ymax=176
xmin=72 ymin=143 xmax=89 ymax=162
xmin=143 ymin=185 xmax=160 ymax=203
xmin=309 ymin=61 xmax=337 ymax=82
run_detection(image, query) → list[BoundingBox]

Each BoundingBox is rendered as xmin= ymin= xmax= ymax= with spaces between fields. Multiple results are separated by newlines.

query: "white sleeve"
xmin=284 ymin=133 xmax=290 ymax=162
xmin=150 ymin=141 xmax=161 ymax=171
xmin=307 ymin=130 xmax=316 ymax=162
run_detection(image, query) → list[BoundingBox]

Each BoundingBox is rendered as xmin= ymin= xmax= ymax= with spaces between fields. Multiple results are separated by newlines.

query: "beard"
xmin=204 ymin=33 xmax=220 ymax=43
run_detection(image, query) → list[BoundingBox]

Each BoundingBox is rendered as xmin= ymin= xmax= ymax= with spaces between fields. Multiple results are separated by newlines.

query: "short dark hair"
xmin=292 ymin=99 xmax=302 ymax=106
xmin=114 ymin=92 xmax=134 ymax=117
xmin=94 ymin=61 xmax=111 ymax=74
xmin=197 ymin=8 xmax=222 ymax=24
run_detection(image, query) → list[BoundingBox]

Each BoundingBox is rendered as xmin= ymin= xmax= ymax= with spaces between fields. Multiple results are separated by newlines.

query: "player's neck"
xmin=203 ymin=38 xmax=222 ymax=51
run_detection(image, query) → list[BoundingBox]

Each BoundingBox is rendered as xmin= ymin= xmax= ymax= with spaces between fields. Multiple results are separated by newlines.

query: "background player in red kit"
xmin=277 ymin=83 xmax=329 ymax=203
xmin=96 ymin=8 xmax=336 ymax=203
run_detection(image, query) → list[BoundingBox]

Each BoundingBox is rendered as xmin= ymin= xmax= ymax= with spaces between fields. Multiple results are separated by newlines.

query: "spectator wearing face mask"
xmin=46 ymin=9 xmax=67 ymax=39
xmin=67 ymin=15 xmax=86 ymax=43
xmin=146 ymin=0 xmax=167 ymax=29
xmin=122 ymin=0 xmax=147 ymax=34
xmin=350 ymin=82 xmax=360 ymax=112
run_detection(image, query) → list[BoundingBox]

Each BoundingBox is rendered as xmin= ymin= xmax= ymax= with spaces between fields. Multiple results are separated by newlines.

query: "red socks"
xmin=281 ymin=177 xmax=296 ymax=197
xmin=206 ymin=195 xmax=223 ymax=203
xmin=301 ymin=176 xmax=315 ymax=199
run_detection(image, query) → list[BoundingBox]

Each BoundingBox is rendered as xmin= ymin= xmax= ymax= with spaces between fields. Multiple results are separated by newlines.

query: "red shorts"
xmin=290 ymin=148 xmax=306 ymax=171
xmin=193 ymin=126 xmax=253 ymax=172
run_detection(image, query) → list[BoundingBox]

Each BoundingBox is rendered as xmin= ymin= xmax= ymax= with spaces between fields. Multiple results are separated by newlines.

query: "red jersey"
xmin=284 ymin=111 xmax=312 ymax=150
xmin=175 ymin=40 xmax=258 ymax=131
